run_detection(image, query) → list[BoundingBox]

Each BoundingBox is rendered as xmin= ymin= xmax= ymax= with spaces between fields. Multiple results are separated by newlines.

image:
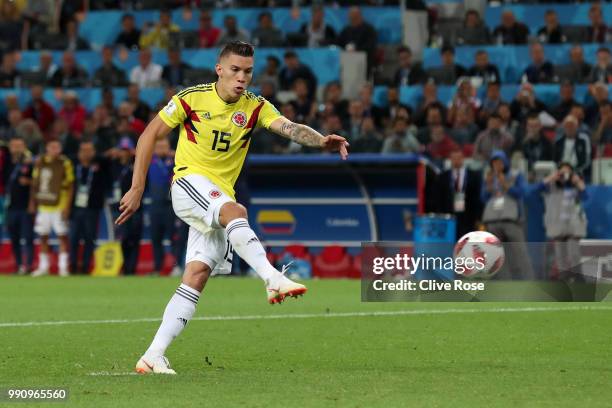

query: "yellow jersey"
xmin=32 ymin=155 xmax=74 ymax=213
xmin=158 ymin=82 xmax=282 ymax=199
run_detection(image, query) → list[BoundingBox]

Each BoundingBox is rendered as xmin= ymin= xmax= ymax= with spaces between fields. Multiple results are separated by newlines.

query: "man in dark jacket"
xmin=493 ymin=10 xmax=529 ymax=44
xmin=337 ymin=6 xmax=378 ymax=74
xmin=554 ymin=115 xmax=591 ymax=177
xmin=522 ymin=113 xmax=554 ymax=172
xmin=436 ymin=149 xmax=483 ymax=239
xmin=394 ymin=46 xmax=426 ymax=86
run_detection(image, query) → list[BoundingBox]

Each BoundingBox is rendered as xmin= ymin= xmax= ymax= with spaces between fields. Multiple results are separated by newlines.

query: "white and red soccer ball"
xmin=453 ymin=231 xmax=505 ymax=278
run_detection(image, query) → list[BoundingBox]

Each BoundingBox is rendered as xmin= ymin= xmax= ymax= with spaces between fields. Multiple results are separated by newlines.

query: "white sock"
xmin=145 ymin=283 xmax=200 ymax=358
xmin=58 ymin=252 xmax=69 ymax=273
xmin=39 ymin=252 xmax=49 ymax=271
xmin=225 ymin=218 xmax=277 ymax=282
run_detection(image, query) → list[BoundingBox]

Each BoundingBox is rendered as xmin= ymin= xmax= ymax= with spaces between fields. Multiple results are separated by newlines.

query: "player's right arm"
xmin=115 ymin=114 xmax=174 ymax=225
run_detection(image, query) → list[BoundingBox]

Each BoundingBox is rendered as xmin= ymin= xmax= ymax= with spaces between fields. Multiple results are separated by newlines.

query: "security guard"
xmin=69 ymin=140 xmax=111 ymax=274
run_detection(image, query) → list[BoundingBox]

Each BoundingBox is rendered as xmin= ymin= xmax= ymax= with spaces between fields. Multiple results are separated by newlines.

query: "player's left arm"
xmin=269 ymin=116 xmax=349 ymax=160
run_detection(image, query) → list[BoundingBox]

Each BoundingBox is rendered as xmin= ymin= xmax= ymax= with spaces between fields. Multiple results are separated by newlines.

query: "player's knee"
xmin=182 ymin=262 xmax=211 ymax=292
xmin=219 ymin=202 xmax=248 ymax=226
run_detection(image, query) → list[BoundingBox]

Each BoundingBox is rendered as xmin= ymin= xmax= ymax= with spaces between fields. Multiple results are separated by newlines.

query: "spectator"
xmin=289 ymin=79 xmax=316 ymax=125
xmin=394 ymin=46 xmax=426 ymax=86
xmin=522 ymin=43 xmax=554 ymax=84
xmin=448 ymin=79 xmax=480 ymax=126
xmin=117 ymin=101 xmax=146 ymax=136
xmin=493 ymin=10 xmax=529 ymax=45
xmin=451 ymin=105 xmax=479 ymax=145
xmin=337 ymin=6 xmax=377 ymax=74
xmin=351 ymin=117 xmax=382 ymax=153
xmin=554 ymin=115 xmax=591 ymax=176
xmin=585 ymin=82 xmax=609 ymax=127
xmin=322 ymin=81 xmax=349 ymax=123
xmin=479 ymin=82 xmax=503 ymax=125
xmin=252 ymin=11 xmax=284 ymax=47
xmin=436 ymin=148 xmax=483 ymax=239
xmin=93 ymin=46 xmax=128 ymax=87
xmin=593 ymin=101 xmax=612 ymax=146
xmin=22 ymin=84 xmax=55 ymax=135
xmin=162 ymin=49 xmax=191 ymax=87
xmin=58 ymin=91 xmax=86 ymax=138
xmin=111 ymin=137 xmax=141 ymax=275
xmin=416 ymin=104 xmax=445 ymax=144
xmin=319 ymin=113 xmax=345 ymax=141
xmin=498 ymin=103 xmax=520 ymax=143
xmin=23 ymin=0 xmax=55 ymax=42
xmin=587 ymin=4 xmax=609 ymax=43
xmin=300 ymin=5 xmax=336 ymax=48
xmin=521 ymin=113 xmax=554 ymax=172
xmin=0 ymin=0 xmax=24 ymax=51
xmin=6 ymin=136 xmax=34 ymax=275
xmin=382 ymin=116 xmax=420 ymax=154
xmin=539 ymin=163 xmax=588 ymax=282
xmin=588 ymin=47 xmax=612 ymax=84
xmin=130 ymin=48 xmax=162 ymax=88
xmin=358 ymin=83 xmax=386 ymax=128
xmin=551 ymin=81 xmax=578 ymax=122
xmin=64 ymin=19 xmax=89 ymax=51
xmin=427 ymin=125 xmax=459 ymax=162
xmin=69 ymin=140 xmax=110 ymax=274
xmin=126 ymin=84 xmax=151 ymax=123
xmin=457 ymin=9 xmax=490 ymax=46
xmin=217 ymin=15 xmax=250 ymax=46
xmin=346 ymin=99 xmax=365 ymax=140
xmin=101 ymin=87 xmax=117 ymax=119
xmin=34 ymin=51 xmax=57 ymax=82
xmin=0 ymin=51 xmax=19 ymax=88
xmin=147 ymin=138 xmax=175 ymax=275
xmin=49 ymin=51 xmax=88 ymax=88
xmin=381 ymin=87 xmax=410 ymax=128
xmin=279 ymin=51 xmax=317 ymax=100
xmin=474 ymin=113 xmax=514 ymax=162
xmin=29 ymin=139 xmax=74 ymax=277
xmin=569 ymin=104 xmax=591 ymax=137
xmin=90 ymin=105 xmax=118 ymax=155
xmin=481 ymin=150 xmax=534 ymax=280
xmin=115 ymin=14 xmax=141 ymax=50
xmin=568 ymin=45 xmax=592 ymax=83
xmin=510 ymin=83 xmax=547 ymax=125
xmin=414 ymin=81 xmax=444 ymax=127
xmin=198 ymin=10 xmax=220 ymax=48
xmin=537 ymin=10 xmax=565 ymax=44
xmin=468 ymin=50 xmax=500 ymax=85
xmin=139 ymin=9 xmax=179 ymax=50
xmin=259 ymin=81 xmax=279 ymax=110
xmin=254 ymin=55 xmax=280 ymax=90
xmin=7 ymin=110 xmax=43 ymax=154
xmin=437 ymin=45 xmax=467 ymax=85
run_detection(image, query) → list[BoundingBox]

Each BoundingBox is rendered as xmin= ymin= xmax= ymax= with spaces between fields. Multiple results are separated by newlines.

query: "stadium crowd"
xmin=0 ymin=1 xmax=605 ymax=277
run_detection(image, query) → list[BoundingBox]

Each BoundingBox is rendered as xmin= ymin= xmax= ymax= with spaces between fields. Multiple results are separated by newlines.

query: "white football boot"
xmin=266 ymin=262 xmax=307 ymax=304
xmin=135 ymin=355 xmax=177 ymax=375
xmin=31 ymin=267 xmax=49 ymax=277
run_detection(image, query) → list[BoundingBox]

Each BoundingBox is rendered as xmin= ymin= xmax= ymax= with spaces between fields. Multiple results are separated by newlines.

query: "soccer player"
xmin=116 ymin=41 xmax=349 ymax=374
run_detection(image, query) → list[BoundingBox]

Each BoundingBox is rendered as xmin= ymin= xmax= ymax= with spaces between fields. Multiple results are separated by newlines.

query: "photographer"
xmin=539 ymin=163 xmax=588 ymax=282
xmin=481 ymin=150 xmax=534 ymax=280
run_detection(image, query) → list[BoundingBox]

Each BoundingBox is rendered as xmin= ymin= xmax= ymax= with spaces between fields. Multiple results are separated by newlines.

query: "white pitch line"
xmin=0 ymin=305 xmax=611 ymax=328
xmin=87 ymin=371 xmax=139 ymax=377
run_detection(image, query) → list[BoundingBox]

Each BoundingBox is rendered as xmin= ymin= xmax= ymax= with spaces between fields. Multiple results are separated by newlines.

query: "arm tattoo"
xmin=279 ymin=121 xmax=323 ymax=147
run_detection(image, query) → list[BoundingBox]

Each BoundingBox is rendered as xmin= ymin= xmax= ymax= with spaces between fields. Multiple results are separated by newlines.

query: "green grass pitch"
xmin=1 ymin=277 xmax=612 ymax=407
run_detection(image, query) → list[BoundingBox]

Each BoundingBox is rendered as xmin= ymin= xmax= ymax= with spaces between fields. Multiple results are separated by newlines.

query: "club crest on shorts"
xmin=209 ymin=190 xmax=222 ymax=199
xmin=231 ymin=111 xmax=247 ymax=127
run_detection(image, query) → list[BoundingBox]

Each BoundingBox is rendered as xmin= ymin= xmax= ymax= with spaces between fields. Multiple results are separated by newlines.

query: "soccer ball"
xmin=453 ymin=231 xmax=505 ymax=278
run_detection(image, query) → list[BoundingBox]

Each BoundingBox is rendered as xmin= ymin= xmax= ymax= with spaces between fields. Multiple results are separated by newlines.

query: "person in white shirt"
xmin=129 ymin=48 xmax=162 ymax=88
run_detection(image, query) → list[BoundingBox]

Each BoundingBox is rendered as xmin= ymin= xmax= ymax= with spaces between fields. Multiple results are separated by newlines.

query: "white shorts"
xmin=171 ymin=174 xmax=235 ymax=274
xmin=34 ymin=211 xmax=68 ymax=236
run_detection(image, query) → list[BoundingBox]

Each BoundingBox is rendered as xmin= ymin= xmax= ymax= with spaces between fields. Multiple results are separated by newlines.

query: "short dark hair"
xmin=284 ymin=50 xmax=297 ymax=59
xmin=526 ymin=112 xmax=540 ymax=121
xmin=218 ymin=41 xmax=255 ymax=60
xmin=597 ymin=47 xmax=611 ymax=54
xmin=121 ymin=14 xmax=134 ymax=21
xmin=441 ymin=45 xmax=455 ymax=55
xmin=266 ymin=55 xmax=280 ymax=66
xmin=397 ymin=45 xmax=412 ymax=55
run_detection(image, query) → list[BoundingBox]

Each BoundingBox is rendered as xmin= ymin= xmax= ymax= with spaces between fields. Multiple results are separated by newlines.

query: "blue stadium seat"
xmin=78 ymin=7 xmax=402 ymax=49
xmin=485 ymin=4 xmax=612 ymax=33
